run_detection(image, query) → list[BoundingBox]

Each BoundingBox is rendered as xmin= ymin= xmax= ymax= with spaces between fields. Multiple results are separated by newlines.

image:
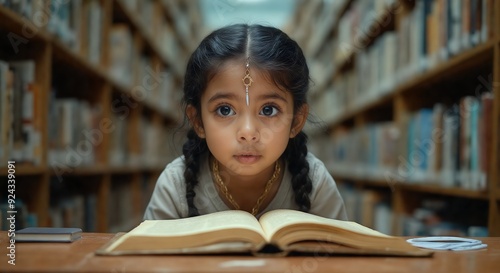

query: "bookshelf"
xmin=288 ymin=0 xmax=500 ymax=236
xmin=0 ymin=0 xmax=199 ymax=232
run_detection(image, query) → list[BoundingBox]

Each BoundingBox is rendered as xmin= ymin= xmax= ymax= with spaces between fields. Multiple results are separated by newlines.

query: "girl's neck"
xmin=211 ymin=156 xmax=280 ymax=190
xmin=210 ymin=156 xmax=284 ymax=213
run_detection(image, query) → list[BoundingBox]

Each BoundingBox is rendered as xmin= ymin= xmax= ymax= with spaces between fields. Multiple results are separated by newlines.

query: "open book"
xmin=97 ymin=209 xmax=432 ymax=257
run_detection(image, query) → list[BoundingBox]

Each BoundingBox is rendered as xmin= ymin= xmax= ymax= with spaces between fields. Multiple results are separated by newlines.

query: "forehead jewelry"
xmin=242 ymin=60 xmax=253 ymax=106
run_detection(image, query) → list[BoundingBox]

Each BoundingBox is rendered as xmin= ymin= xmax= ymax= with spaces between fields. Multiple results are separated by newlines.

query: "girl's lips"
xmin=234 ymin=155 xmax=261 ymax=164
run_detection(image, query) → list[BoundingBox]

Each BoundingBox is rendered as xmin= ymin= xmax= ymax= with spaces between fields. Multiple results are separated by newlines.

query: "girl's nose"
xmin=237 ymin=115 xmax=259 ymax=142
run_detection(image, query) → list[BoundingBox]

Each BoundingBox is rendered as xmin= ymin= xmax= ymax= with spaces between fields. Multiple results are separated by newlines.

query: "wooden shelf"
xmin=326 ymin=40 xmax=496 ymax=129
xmin=52 ymin=38 xmax=109 ymax=83
xmin=295 ymin=0 xmax=500 ymax=235
xmin=1 ymin=2 xmax=176 ymax=124
xmin=334 ymin=174 xmax=489 ymax=200
xmin=330 ymin=0 xmax=396 ymax=77
xmin=160 ymin=0 xmax=191 ymax=52
xmin=108 ymin=165 xmax=144 ymax=174
xmin=0 ymin=5 xmax=50 ymax=42
xmin=0 ymin=166 xmax=47 ymax=176
xmin=400 ymin=183 xmax=489 ymax=200
xmin=112 ymin=0 xmax=183 ymax=78
xmin=109 ymin=76 xmax=176 ymax=123
xmin=0 ymin=1 xmax=196 ymax=232
xmin=50 ymin=165 xmax=109 ymax=176
xmin=308 ymin=0 xmax=354 ymax=58
xmin=395 ymin=39 xmax=496 ymax=96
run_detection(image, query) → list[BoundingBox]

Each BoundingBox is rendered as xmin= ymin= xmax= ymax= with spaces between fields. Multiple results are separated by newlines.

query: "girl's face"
xmin=190 ymin=60 xmax=307 ymax=179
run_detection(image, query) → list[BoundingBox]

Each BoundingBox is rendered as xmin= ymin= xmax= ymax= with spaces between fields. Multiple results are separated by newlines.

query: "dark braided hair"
xmin=182 ymin=24 xmax=312 ymax=216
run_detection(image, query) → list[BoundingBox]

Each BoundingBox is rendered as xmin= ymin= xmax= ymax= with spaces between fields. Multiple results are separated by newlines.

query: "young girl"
xmin=144 ymin=24 xmax=347 ymax=220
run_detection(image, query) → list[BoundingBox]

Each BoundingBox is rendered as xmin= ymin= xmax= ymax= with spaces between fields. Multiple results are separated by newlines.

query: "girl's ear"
xmin=186 ymin=105 xmax=205 ymax=138
xmin=290 ymin=104 xmax=309 ymax=138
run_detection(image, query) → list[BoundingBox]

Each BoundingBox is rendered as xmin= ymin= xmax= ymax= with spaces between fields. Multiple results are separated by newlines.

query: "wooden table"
xmin=1 ymin=232 xmax=499 ymax=272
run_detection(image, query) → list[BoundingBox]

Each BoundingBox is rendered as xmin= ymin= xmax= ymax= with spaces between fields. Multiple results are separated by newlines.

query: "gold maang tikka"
xmin=242 ymin=59 xmax=253 ymax=106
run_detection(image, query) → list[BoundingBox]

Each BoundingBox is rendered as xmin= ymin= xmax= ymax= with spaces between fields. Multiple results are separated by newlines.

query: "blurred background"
xmin=0 ymin=0 xmax=498 ymax=237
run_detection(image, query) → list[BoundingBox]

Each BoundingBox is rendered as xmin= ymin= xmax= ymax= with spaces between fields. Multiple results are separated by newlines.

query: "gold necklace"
xmin=212 ymin=159 xmax=281 ymax=216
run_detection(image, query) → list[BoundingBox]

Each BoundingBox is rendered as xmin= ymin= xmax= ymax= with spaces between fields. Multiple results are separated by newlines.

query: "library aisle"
xmin=0 ymin=0 xmax=202 ymax=232
xmin=287 ymin=0 xmax=499 ymax=236
xmin=1 ymin=0 xmax=499 ymax=237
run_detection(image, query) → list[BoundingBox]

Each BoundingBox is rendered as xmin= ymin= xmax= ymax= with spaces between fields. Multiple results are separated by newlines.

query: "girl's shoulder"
xmin=163 ymin=155 xmax=186 ymax=175
xmin=161 ymin=153 xmax=210 ymax=182
xmin=303 ymin=152 xmax=335 ymax=186
xmin=305 ymin=152 xmax=328 ymax=174
xmin=157 ymin=156 xmax=187 ymax=188
xmin=164 ymin=155 xmax=186 ymax=171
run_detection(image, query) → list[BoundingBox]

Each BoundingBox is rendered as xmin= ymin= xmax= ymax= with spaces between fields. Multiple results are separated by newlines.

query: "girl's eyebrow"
xmin=207 ymin=91 xmax=287 ymax=103
xmin=207 ymin=92 xmax=237 ymax=103
xmin=258 ymin=92 xmax=287 ymax=103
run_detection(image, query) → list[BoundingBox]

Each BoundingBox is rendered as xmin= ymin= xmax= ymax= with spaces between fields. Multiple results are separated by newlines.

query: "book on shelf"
xmin=109 ymin=24 xmax=134 ymax=86
xmin=479 ymin=92 xmax=493 ymax=189
xmin=47 ymin=0 xmax=82 ymax=51
xmin=47 ymin=96 xmax=102 ymax=167
xmin=327 ymin=0 xmax=496 ymax=113
xmin=96 ymin=209 xmax=432 ymax=257
xmin=337 ymin=185 xmax=394 ymax=235
xmin=15 ymin=227 xmax=82 ymax=242
xmin=0 ymin=59 xmax=42 ymax=165
xmin=0 ymin=60 xmax=12 ymax=164
xmin=86 ymin=0 xmax=103 ymax=65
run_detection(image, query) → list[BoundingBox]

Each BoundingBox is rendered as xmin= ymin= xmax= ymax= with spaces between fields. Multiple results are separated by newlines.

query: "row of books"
xmin=312 ymin=93 xmax=494 ymax=190
xmin=337 ymin=184 xmax=394 ymax=235
xmin=3 ymin=1 xmax=181 ymax=118
xmin=107 ymin=175 xmax=156 ymax=232
xmin=1 ymin=0 xmax=102 ymax=63
xmin=0 ymin=60 xmax=42 ymax=165
xmin=49 ymin=194 xmax=97 ymax=232
xmin=396 ymin=0 xmax=493 ymax=77
xmin=108 ymin=181 xmax=135 ymax=232
xmin=0 ymin=173 xmax=155 ymax=232
xmin=49 ymin=175 xmax=147 ymax=232
xmin=109 ymin=112 xmax=175 ymax=168
xmin=109 ymin=23 xmax=180 ymax=116
xmin=336 ymin=0 xmax=493 ymax=67
xmin=48 ymin=95 xmax=103 ymax=168
xmin=400 ymin=198 xmax=489 ymax=236
xmin=135 ymin=53 xmax=180 ymax=118
xmin=109 ymin=24 xmax=135 ymax=87
xmin=0 ymin=199 xmax=37 ymax=231
xmin=314 ymin=0 xmax=494 ymax=120
xmin=337 ymin=184 xmax=489 ymax=236
xmin=314 ymin=29 xmax=399 ymax=123
xmin=45 ymin=0 xmax=84 ymax=54
xmin=119 ymin=0 xmax=164 ymax=37
xmin=335 ymin=0 xmax=396 ymax=64
xmin=1 ymin=56 xmax=178 ymax=169
xmin=118 ymin=0 xmax=184 ymax=76
xmin=1 ymin=0 xmax=185 ymax=76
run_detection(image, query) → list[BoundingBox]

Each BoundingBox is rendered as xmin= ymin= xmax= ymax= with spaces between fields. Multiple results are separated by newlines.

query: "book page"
xmin=259 ymin=209 xmax=391 ymax=242
xmin=130 ymin=210 xmax=265 ymax=237
xmin=104 ymin=210 xmax=267 ymax=253
xmin=258 ymin=210 xmax=429 ymax=255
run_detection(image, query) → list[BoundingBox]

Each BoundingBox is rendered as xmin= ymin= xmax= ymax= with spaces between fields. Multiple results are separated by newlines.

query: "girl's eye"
xmin=216 ymin=105 xmax=235 ymax=116
xmin=260 ymin=105 xmax=279 ymax=117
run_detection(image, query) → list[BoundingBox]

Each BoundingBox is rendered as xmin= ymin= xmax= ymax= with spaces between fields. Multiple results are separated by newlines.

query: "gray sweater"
xmin=144 ymin=152 xmax=347 ymax=220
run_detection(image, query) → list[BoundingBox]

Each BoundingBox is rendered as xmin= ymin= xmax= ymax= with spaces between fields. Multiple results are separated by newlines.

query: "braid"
xmin=286 ymin=131 xmax=312 ymax=212
xmin=182 ymin=129 xmax=208 ymax=217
